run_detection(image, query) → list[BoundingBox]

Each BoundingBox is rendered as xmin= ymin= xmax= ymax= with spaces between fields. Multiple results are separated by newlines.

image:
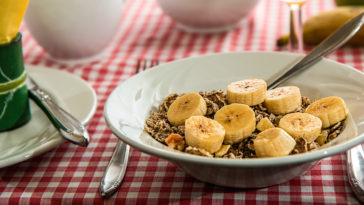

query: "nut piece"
xmin=215 ymin=145 xmax=231 ymax=157
xmin=256 ymin=117 xmax=275 ymax=132
xmin=185 ymin=146 xmax=213 ymax=157
xmin=165 ymin=133 xmax=185 ymax=151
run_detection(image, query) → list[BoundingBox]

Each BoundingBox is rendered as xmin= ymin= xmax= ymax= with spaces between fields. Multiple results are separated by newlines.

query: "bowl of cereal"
xmin=104 ymin=52 xmax=364 ymax=188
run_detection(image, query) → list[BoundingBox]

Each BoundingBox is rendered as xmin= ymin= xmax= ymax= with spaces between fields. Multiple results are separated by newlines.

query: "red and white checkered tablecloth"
xmin=1 ymin=0 xmax=363 ymax=204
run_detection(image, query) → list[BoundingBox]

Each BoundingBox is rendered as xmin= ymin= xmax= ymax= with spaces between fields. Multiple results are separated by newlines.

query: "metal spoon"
xmin=347 ymin=144 xmax=364 ymax=202
xmin=27 ymin=76 xmax=89 ymax=147
xmin=267 ymin=12 xmax=364 ymax=89
xmin=266 ymin=12 xmax=364 ymax=203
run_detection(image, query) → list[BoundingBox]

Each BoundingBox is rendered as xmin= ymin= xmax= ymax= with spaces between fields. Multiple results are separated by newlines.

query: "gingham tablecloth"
xmin=1 ymin=0 xmax=363 ymax=204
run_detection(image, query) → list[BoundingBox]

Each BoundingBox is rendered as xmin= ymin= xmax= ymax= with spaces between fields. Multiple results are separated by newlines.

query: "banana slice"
xmin=227 ymin=78 xmax=267 ymax=106
xmin=279 ymin=113 xmax=322 ymax=143
xmin=215 ymin=145 xmax=231 ymax=157
xmin=264 ymin=86 xmax=302 ymax=114
xmin=254 ymin=128 xmax=296 ymax=158
xmin=305 ymin=96 xmax=348 ymax=128
xmin=214 ymin=103 xmax=256 ymax=144
xmin=185 ymin=116 xmax=225 ymax=153
xmin=167 ymin=92 xmax=207 ymax=125
xmin=256 ymin=117 xmax=275 ymax=132
xmin=316 ymin=130 xmax=329 ymax=146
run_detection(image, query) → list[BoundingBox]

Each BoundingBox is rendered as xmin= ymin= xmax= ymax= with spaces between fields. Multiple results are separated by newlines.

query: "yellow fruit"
xmin=215 ymin=145 xmax=231 ymax=157
xmin=305 ymin=96 xmax=348 ymax=128
xmin=264 ymin=86 xmax=302 ymax=114
xmin=227 ymin=78 xmax=267 ymax=106
xmin=185 ymin=116 xmax=225 ymax=153
xmin=214 ymin=103 xmax=256 ymax=144
xmin=335 ymin=0 xmax=364 ymax=6
xmin=256 ymin=117 xmax=275 ymax=132
xmin=254 ymin=128 xmax=296 ymax=158
xmin=316 ymin=130 xmax=329 ymax=146
xmin=277 ymin=7 xmax=364 ymax=46
xmin=279 ymin=113 xmax=322 ymax=143
xmin=167 ymin=92 xmax=207 ymax=125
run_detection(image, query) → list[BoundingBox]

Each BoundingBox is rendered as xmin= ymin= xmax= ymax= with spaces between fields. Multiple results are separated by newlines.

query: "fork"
xmin=99 ymin=59 xmax=159 ymax=198
xmin=135 ymin=59 xmax=159 ymax=74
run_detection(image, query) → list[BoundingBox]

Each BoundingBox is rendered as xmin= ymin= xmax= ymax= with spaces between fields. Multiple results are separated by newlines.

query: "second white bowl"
xmin=157 ymin=0 xmax=261 ymax=33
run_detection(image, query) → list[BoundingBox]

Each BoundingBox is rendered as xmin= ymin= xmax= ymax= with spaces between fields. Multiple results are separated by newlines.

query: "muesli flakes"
xmin=144 ymin=90 xmax=345 ymax=158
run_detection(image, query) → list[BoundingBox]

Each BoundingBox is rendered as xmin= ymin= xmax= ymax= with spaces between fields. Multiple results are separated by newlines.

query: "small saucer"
xmin=0 ymin=65 xmax=97 ymax=168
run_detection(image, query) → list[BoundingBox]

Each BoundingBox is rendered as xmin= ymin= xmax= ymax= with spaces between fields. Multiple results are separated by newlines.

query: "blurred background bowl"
xmin=25 ymin=0 xmax=124 ymax=65
xmin=156 ymin=0 xmax=261 ymax=33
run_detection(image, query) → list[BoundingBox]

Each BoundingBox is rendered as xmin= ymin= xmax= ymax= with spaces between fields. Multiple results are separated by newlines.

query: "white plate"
xmin=104 ymin=52 xmax=364 ymax=188
xmin=0 ymin=65 xmax=97 ymax=168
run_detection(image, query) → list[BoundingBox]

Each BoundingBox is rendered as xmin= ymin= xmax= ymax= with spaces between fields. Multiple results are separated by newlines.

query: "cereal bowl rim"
xmin=104 ymin=51 xmax=364 ymax=167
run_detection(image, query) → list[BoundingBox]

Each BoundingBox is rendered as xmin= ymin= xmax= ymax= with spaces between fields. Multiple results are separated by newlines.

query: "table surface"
xmin=1 ymin=0 xmax=363 ymax=204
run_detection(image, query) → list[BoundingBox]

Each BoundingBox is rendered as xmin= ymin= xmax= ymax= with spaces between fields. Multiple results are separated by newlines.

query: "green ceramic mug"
xmin=0 ymin=33 xmax=31 ymax=131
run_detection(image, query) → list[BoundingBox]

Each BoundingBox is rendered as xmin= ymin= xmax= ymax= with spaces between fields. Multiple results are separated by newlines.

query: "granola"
xmin=144 ymin=90 xmax=345 ymax=158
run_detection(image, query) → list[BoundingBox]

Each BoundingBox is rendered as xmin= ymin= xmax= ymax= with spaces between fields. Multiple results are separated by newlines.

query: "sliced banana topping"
xmin=256 ymin=117 xmax=275 ymax=132
xmin=227 ymin=78 xmax=267 ymax=106
xmin=215 ymin=145 xmax=231 ymax=157
xmin=148 ymin=77 xmax=350 ymax=159
xmin=214 ymin=103 xmax=256 ymax=144
xmin=305 ymin=96 xmax=348 ymax=128
xmin=254 ymin=128 xmax=296 ymax=158
xmin=167 ymin=92 xmax=207 ymax=125
xmin=185 ymin=116 xmax=225 ymax=153
xmin=279 ymin=113 xmax=322 ymax=143
xmin=264 ymin=86 xmax=302 ymax=114
xmin=316 ymin=130 xmax=329 ymax=146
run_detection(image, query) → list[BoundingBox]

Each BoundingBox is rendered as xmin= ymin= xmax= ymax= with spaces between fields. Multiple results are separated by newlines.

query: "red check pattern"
xmin=0 ymin=0 xmax=363 ymax=204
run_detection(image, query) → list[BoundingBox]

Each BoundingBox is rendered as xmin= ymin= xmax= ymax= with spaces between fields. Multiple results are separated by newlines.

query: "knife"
xmin=27 ymin=76 xmax=89 ymax=147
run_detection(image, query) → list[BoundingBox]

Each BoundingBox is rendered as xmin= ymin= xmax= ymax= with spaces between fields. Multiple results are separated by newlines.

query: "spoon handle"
xmin=28 ymin=90 xmax=89 ymax=147
xmin=267 ymin=12 xmax=364 ymax=89
xmin=346 ymin=144 xmax=364 ymax=203
xmin=27 ymin=76 xmax=89 ymax=147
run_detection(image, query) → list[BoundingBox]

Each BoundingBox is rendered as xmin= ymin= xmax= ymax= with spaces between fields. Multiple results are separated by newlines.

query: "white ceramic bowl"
xmin=25 ymin=0 xmax=123 ymax=64
xmin=104 ymin=52 xmax=364 ymax=188
xmin=156 ymin=0 xmax=261 ymax=33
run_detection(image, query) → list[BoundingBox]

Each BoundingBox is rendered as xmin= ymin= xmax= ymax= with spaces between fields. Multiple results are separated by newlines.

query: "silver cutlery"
xmin=267 ymin=12 xmax=364 ymax=89
xmin=27 ymin=76 xmax=89 ymax=147
xmin=266 ymin=12 xmax=364 ymax=203
xmin=100 ymin=59 xmax=159 ymax=198
xmin=99 ymin=139 xmax=130 ymax=198
xmin=347 ymin=144 xmax=364 ymax=202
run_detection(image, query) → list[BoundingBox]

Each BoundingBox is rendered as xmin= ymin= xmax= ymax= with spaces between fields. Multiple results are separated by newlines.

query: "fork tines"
xmin=136 ymin=59 xmax=159 ymax=74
